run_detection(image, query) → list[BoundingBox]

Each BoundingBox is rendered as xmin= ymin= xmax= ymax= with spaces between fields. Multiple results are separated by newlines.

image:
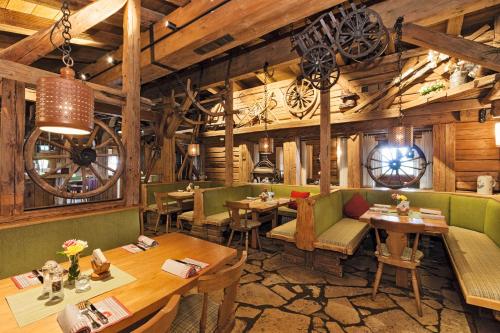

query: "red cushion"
xmin=288 ymin=191 xmax=310 ymax=210
xmin=343 ymin=193 xmax=370 ymax=219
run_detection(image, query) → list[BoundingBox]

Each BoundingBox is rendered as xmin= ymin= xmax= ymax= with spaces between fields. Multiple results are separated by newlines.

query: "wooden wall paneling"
xmin=283 ymin=138 xmax=300 ymax=185
xmin=0 ymin=79 xmax=25 ymax=216
xmin=225 ymin=81 xmax=234 ymax=186
xmin=122 ymin=0 xmax=141 ymax=206
xmin=432 ymin=123 xmax=456 ymax=191
xmin=204 ymin=145 xmax=240 ymax=182
xmin=347 ymin=134 xmax=362 ymax=188
xmin=320 ymin=90 xmax=331 ymax=194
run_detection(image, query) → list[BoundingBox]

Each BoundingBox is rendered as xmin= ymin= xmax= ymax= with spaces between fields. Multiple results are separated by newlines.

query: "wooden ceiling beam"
xmin=401 ymin=23 xmax=500 ymax=72
xmin=88 ymin=0 xmax=346 ymax=86
xmin=0 ymin=0 xmax=127 ymax=65
xmin=147 ymin=0 xmax=498 ymax=95
xmin=446 ymin=15 xmax=464 ymax=36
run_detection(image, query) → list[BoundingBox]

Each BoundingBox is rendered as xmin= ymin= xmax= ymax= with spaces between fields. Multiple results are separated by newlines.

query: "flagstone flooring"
xmin=225 ymin=237 xmax=500 ymax=333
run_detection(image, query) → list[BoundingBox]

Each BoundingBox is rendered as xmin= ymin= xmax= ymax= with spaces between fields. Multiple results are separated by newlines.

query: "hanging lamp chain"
xmin=50 ymin=1 xmax=74 ymax=68
xmin=394 ymin=16 xmax=404 ymax=125
xmin=263 ymin=62 xmax=269 ymax=136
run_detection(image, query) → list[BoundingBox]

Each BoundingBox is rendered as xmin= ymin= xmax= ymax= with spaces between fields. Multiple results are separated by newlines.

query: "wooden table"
xmin=237 ymin=198 xmax=291 ymax=248
xmin=359 ymin=207 xmax=448 ymax=288
xmin=0 ymin=233 xmax=236 ymax=332
xmin=167 ymin=191 xmax=195 ymax=207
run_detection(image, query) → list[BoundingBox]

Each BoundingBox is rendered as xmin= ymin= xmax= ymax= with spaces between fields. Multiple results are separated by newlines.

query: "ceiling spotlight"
xmin=165 ymin=20 xmax=177 ymax=31
xmin=106 ymin=55 xmax=114 ymax=64
xmin=79 ymin=73 xmax=88 ymax=80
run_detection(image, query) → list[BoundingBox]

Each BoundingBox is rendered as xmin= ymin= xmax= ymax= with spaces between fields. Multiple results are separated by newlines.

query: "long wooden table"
xmin=359 ymin=207 xmax=448 ymax=288
xmin=0 ymin=233 xmax=236 ymax=332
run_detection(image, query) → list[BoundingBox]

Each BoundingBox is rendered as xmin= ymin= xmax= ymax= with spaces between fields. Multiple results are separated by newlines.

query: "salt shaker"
xmin=49 ymin=266 xmax=65 ymax=301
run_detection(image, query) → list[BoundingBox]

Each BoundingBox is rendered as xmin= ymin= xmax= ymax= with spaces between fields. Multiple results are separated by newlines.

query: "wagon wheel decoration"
xmin=284 ymin=78 xmax=319 ymax=119
xmin=301 ymin=45 xmax=339 ymax=91
xmin=366 ymin=144 xmax=428 ymax=189
xmin=335 ymin=7 xmax=389 ymax=62
xmin=24 ymin=119 xmax=125 ymax=199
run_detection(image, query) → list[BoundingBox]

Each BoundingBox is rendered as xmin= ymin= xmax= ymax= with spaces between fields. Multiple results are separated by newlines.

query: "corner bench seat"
xmin=268 ymin=219 xmax=297 ymax=242
xmin=444 ymin=226 xmax=500 ymax=310
xmin=314 ymin=218 xmax=369 ymax=255
xmin=277 ymin=205 xmax=297 ymax=218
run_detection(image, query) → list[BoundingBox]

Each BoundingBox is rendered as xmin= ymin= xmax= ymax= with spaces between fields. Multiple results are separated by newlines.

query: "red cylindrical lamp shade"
xmin=188 ymin=143 xmax=200 ymax=157
xmin=388 ymin=126 xmax=414 ymax=147
xmin=36 ymin=67 xmax=94 ymax=135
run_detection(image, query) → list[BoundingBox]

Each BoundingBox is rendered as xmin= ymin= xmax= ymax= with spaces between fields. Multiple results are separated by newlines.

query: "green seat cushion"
xmin=445 ymin=226 xmax=500 ymax=305
xmin=268 ymin=219 xmax=297 ymax=241
xmin=450 ymin=195 xmax=489 ymax=233
xmin=0 ymin=208 xmax=140 ymax=279
xmin=278 ymin=206 xmax=297 ymax=217
xmin=171 ymin=294 xmax=218 ymax=333
xmin=484 ymin=199 xmax=500 ymax=247
xmin=314 ymin=191 xmax=343 ymax=238
xmin=178 ymin=210 xmax=194 ymax=222
xmin=205 ymin=212 xmax=232 ymax=226
xmin=314 ymin=218 xmax=369 ymax=255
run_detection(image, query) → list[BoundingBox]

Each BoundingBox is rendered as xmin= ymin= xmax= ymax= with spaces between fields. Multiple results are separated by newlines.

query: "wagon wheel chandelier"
xmin=36 ymin=1 xmax=94 ymax=135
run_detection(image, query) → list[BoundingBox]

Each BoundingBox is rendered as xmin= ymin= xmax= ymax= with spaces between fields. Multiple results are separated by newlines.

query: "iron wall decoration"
xmin=24 ymin=119 xmax=125 ymax=199
xmin=365 ymin=143 xmax=429 ymax=189
xmin=284 ymin=78 xmax=320 ymax=119
xmin=292 ymin=2 xmax=389 ymax=91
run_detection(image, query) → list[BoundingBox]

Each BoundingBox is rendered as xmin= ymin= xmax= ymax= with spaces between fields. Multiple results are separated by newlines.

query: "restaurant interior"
xmin=0 ymin=0 xmax=499 ymax=332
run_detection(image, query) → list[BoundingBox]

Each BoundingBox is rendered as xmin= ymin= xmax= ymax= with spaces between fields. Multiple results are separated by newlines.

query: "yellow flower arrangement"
xmin=391 ymin=193 xmax=408 ymax=202
xmin=59 ymin=239 xmax=88 ymax=256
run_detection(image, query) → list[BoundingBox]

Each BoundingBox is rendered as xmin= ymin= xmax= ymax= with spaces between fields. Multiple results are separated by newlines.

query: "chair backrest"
xmin=154 ymin=192 xmax=172 ymax=214
xmin=132 ymin=294 xmax=181 ymax=333
xmin=225 ymin=201 xmax=251 ymax=229
xmin=371 ymin=217 xmax=425 ymax=263
xmin=197 ymin=251 xmax=247 ymax=333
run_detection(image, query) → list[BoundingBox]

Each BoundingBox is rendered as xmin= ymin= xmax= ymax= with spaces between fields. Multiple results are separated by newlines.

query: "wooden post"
xmin=238 ymin=143 xmax=253 ymax=183
xmin=0 ymin=79 xmax=25 ymax=216
xmin=161 ymin=137 xmax=176 ymax=183
xmin=433 ymin=123 xmax=455 ymax=191
xmin=121 ymin=0 xmax=141 ymax=205
xmin=320 ymin=89 xmax=331 ymax=194
xmin=347 ymin=133 xmax=363 ymax=188
xmin=225 ymin=81 xmax=234 ymax=186
xmin=283 ymin=138 xmax=301 ymax=185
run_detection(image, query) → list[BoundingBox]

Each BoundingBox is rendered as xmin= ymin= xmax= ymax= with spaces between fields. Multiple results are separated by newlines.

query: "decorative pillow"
xmin=288 ymin=191 xmax=310 ymax=210
xmin=343 ymin=193 xmax=370 ymax=219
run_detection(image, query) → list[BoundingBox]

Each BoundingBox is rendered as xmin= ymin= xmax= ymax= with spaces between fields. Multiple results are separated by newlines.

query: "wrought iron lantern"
xmin=36 ymin=1 xmax=94 ymax=135
xmin=187 ymin=143 xmax=200 ymax=157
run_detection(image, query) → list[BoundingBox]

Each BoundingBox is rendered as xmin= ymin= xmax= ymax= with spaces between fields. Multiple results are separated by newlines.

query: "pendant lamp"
xmin=187 ymin=143 xmax=200 ymax=157
xmin=259 ymin=137 xmax=274 ymax=154
xmin=36 ymin=1 xmax=94 ymax=135
xmin=388 ymin=125 xmax=414 ymax=147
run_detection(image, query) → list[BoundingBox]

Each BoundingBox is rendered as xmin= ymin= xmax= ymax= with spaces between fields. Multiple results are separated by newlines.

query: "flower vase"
xmin=396 ymin=200 xmax=410 ymax=216
xmin=68 ymin=254 xmax=80 ymax=284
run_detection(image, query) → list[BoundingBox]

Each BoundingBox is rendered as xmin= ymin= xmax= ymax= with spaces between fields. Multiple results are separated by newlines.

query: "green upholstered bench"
xmin=0 ymin=207 xmax=140 ymax=279
xmin=271 ymin=184 xmax=320 ymax=221
xmin=267 ymin=219 xmax=297 ymax=243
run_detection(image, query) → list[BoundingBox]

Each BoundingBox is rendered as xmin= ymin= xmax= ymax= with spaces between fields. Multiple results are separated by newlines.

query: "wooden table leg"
xmin=272 ymin=210 xmax=278 ymax=229
xmin=251 ymin=211 xmax=259 ymax=249
xmin=386 ymin=231 xmax=409 ymax=288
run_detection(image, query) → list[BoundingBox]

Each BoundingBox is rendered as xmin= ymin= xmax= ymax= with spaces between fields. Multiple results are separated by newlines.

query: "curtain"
xmin=362 ymin=135 xmax=379 ymax=187
xmin=416 ymin=130 xmax=433 ymax=189
xmin=337 ymin=137 xmax=348 ymax=186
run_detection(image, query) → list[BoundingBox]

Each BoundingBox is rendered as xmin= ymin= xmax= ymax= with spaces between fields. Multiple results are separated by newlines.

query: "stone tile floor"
xmin=226 ymin=237 xmax=500 ymax=333
xmin=146 ymin=225 xmax=500 ymax=333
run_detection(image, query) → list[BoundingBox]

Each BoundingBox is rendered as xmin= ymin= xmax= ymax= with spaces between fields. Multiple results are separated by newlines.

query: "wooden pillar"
xmin=0 ymin=79 xmax=25 ymax=216
xmin=121 ymin=0 xmax=141 ymax=205
xmin=225 ymin=81 xmax=234 ymax=186
xmin=347 ymin=133 xmax=363 ymax=188
xmin=283 ymin=138 xmax=301 ymax=185
xmin=433 ymin=123 xmax=455 ymax=191
xmin=238 ymin=143 xmax=253 ymax=183
xmin=161 ymin=137 xmax=176 ymax=183
xmin=320 ymin=90 xmax=331 ymax=194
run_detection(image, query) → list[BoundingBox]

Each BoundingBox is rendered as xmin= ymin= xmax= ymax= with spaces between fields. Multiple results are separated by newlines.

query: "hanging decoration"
xmin=292 ymin=2 xmax=389 ymax=91
xmin=36 ymin=1 xmax=94 ymax=135
xmin=284 ymin=78 xmax=319 ymax=119
xmin=388 ymin=16 xmax=413 ymax=148
xmin=258 ymin=63 xmax=274 ymax=154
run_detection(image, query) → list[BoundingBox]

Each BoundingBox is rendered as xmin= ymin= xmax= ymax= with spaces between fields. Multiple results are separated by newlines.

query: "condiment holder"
xmin=90 ymin=260 xmax=111 ymax=280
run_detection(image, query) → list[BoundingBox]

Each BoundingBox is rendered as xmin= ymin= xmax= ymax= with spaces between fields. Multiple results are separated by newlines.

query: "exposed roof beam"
xmin=401 ymin=23 xmax=500 ymax=72
xmin=0 ymin=0 xmax=127 ymax=64
xmin=446 ymin=15 xmax=464 ymax=36
xmin=147 ymin=0 xmax=498 ymax=94
xmin=88 ymin=0 xmax=346 ymax=86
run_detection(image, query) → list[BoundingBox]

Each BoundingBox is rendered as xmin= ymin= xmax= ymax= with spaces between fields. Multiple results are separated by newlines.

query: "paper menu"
xmin=161 ymin=259 xmax=197 ymax=278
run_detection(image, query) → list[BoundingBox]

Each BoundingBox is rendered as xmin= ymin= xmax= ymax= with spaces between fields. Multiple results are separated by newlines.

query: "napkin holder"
xmin=90 ymin=260 xmax=111 ymax=280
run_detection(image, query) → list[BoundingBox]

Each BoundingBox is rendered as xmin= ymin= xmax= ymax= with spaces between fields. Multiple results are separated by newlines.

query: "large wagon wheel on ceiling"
xmin=300 ymin=45 xmax=339 ymax=91
xmin=24 ymin=119 xmax=125 ymax=199
xmin=366 ymin=144 xmax=428 ymax=189
xmin=335 ymin=7 xmax=389 ymax=62
xmin=284 ymin=78 xmax=319 ymax=119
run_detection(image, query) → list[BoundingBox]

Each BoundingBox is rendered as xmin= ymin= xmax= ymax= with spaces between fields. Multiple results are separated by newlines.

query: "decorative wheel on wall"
xmin=335 ymin=7 xmax=389 ymax=62
xmin=284 ymin=78 xmax=319 ymax=119
xmin=300 ymin=45 xmax=339 ymax=91
xmin=24 ymin=119 xmax=125 ymax=199
xmin=366 ymin=144 xmax=428 ymax=189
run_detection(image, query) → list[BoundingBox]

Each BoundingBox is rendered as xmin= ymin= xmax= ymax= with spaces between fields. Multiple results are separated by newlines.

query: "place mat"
xmin=6 ymin=265 xmax=136 ymax=327
xmin=11 ymin=272 xmax=42 ymax=289
xmin=82 ymin=296 xmax=131 ymax=332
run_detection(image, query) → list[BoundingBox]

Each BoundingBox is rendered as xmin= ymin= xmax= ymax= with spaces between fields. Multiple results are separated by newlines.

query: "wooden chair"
xmin=170 ymin=251 xmax=247 ymax=333
xmin=371 ymin=218 xmax=425 ymax=316
xmin=153 ymin=192 xmax=182 ymax=234
xmin=225 ymin=201 xmax=262 ymax=252
xmin=132 ymin=294 xmax=181 ymax=333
